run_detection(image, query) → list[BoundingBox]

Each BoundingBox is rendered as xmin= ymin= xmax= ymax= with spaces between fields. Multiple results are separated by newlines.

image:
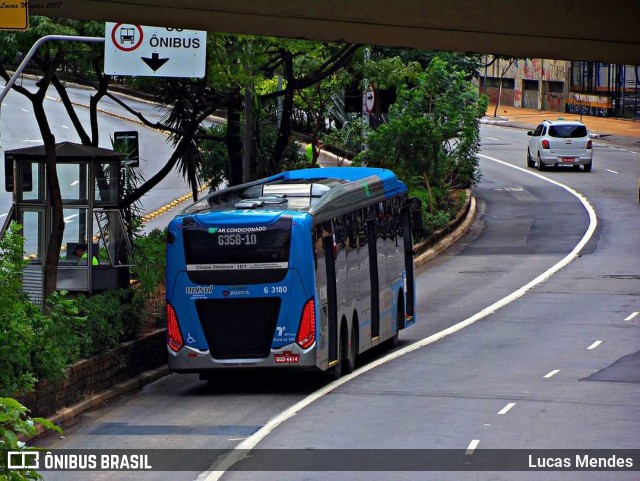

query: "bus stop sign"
xmin=104 ymin=23 xmax=206 ymax=78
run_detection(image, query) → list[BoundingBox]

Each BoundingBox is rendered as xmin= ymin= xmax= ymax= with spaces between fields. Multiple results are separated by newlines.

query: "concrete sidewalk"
xmin=482 ymin=105 xmax=640 ymax=147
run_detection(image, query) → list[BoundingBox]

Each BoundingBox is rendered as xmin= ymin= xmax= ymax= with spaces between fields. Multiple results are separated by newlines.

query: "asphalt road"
xmin=36 ymin=125 xmax=640 ymax=481
xmin=0 ymin=78 xmax=191 ymax=233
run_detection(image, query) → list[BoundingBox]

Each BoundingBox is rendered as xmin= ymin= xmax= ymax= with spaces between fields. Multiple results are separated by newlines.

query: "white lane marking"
xmin=70 ymin=180 xmax=80 ymax=186
xmin=45 ymin=95 xmax=58 ymax=101
xmin=605 ymin=169 xmax=619 ymax=174
xmin=486 ymin=136 xmax=500 ymax=141
xmin=61 ymin=125 xmax=70 ymax=129
xmin=624 ymin=312 xmax=638 ymax=321
xmin=587 ymin=340 xmax=602 ymax=350
xmin=0 ymin=213 xmax=7 ymax=218
xmin=20 ymin=108 xmax=30 ymax=112
xmin=198 ymin=153 xmax=599 ymax=481
xmin=544 ymin=370 xmax=560 ymax=378
xmin=497 ymin=402 xmax=516 ymax=415
xmin=465 ymin=439 xmax=480 ymax=455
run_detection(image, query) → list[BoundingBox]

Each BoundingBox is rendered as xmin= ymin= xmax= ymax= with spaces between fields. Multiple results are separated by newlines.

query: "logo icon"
xmin=186 ymin=285 xmax=213 ymax=295
xmin=8 ymin=451 xmax=39 ymax=470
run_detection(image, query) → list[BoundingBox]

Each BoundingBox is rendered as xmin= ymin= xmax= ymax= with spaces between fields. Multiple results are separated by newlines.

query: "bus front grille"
xmin=195 ymin=298 xmax=281 ymax=360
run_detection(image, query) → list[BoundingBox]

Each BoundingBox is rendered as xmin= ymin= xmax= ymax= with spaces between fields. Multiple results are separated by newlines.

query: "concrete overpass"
xmin=32 ymin=0 xmax=640 ymax=65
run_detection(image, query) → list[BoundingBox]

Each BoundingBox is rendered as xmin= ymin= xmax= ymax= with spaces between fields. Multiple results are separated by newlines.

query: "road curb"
xmin=414 ymin=191 xmax=477 ymax=267
xmin=30 ymin=366 xmax=170 ymax=440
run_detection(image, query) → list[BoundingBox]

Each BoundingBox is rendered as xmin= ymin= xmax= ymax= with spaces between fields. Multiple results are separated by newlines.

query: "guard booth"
xmin=3 ymin=142 xmax=134 ymax=302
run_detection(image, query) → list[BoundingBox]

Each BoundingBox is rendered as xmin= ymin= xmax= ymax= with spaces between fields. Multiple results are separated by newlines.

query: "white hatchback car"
xmin=527 ymin=120 xmax=593 ymax=172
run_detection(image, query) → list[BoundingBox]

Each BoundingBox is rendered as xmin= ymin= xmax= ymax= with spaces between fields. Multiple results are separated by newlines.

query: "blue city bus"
xmin=165 ymin=167 xmax=417 ymax=379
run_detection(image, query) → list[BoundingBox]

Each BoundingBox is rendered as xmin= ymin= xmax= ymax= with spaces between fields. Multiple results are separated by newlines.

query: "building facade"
xmin=478 ymin=56 xmax=640 ymax=119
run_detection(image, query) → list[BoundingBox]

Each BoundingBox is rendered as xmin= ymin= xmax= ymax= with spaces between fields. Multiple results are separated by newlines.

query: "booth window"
xmin=19 ymin=162 xmax=44 ymax=202
xmin=58 ymin=163 xmax=88 ymax=203
xmin=21 ymin=210 xmax=43 ymax=263
xmin=94 ymin=162 xmax=119 ymax=204
xmin=94 ymin=210 xmax=134 ymax=266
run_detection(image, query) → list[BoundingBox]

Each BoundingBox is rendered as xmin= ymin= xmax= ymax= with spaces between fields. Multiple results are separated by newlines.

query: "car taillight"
xmin=587 ymin=139 xmax=592 ymax=149
xmin=166 ymin=303 xmax=184 ymax=352
xmin=542 ymin=140 xmax=550 ymax=149
xmin=296 ymin=298 xmax=316 ymax=349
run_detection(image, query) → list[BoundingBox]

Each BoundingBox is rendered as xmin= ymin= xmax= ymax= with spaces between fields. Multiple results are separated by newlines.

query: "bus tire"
xmin=325 ymin=319 xmax=348 ymax=381
xmin=386 ymin=293 xmax=404 ymax=348
xmin=342 ymin=322 xmax=357 ymax=375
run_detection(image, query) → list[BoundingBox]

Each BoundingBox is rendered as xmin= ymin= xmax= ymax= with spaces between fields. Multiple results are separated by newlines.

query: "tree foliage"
xmin=1 ymin=397 xmax=61 ymax=481
xmin=0 ymin=224 xmax=83 ymax=397
xmin=356 ymin=56 xmax=488 ymax=227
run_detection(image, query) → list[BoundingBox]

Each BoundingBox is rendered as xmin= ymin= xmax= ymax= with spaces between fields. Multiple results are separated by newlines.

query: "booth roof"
xmin=5 ymin=141 xmax=123 ymax=160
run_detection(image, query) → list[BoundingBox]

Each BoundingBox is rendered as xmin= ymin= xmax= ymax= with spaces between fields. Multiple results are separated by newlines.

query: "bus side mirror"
xmin=408 ymin=197 xmax=425 ymax=237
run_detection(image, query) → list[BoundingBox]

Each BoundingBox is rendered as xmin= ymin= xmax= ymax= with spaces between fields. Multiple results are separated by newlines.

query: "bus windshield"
xmin=182 ymin=216 xmax=292 ymax=284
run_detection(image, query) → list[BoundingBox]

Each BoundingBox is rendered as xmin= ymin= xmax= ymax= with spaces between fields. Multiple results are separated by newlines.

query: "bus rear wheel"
xmin=342 ymin=324 xmax=357 ymax=375
xmin=385 ymin=294 xmax=404 ymax=348
xmin=325 ymin=320 xmax=349 ymax=380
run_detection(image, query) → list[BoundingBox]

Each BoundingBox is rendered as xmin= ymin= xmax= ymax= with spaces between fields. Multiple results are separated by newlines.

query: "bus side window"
xmin=313 ymin=226 xmax=321 ymax=271
xmin=347 ymin=212 xmax=357 ymax=249
xmin=376 ymin=202 xmax=385 ymax=239
xmin=393 ymin=197 xmax=403 ymax=243
xmin=357 ymin=208 xmax=367 ymax=247
xmin=382 ymin=200 xmax=393 ymax=239
xmin=333 ymin=216 xmax=345 ymax=249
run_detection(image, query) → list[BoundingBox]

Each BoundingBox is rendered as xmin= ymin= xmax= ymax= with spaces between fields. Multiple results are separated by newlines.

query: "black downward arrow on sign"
xmin=141 ymin=53 xmax=169 ymax=72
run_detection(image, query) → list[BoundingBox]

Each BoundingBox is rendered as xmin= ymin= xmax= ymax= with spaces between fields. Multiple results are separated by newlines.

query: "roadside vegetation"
xmin=0 ymin=17 xmax=488 ymax=465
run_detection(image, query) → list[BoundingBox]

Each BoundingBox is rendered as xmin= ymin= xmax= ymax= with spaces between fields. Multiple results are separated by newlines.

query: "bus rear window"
xmin=182 ymin=217 xmax=292 ymax=284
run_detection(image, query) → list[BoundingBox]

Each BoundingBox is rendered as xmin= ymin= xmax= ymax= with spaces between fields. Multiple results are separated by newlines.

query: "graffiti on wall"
xmin=545 ymin=61 xmax=567 ymax=82
xmin=566 ymin=92 xmax=611 ymax=117
xmin=543 ymin=93 xmax=564 ymax=112
xmin=495 ymin=57 xmax=567 ymax=82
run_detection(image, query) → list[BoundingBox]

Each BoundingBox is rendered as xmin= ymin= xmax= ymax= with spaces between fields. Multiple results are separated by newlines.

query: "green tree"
xmin=0 ymin=17 xmax=112 ymax=301
xmin=356 ymin=56 xmax=487 ymax=223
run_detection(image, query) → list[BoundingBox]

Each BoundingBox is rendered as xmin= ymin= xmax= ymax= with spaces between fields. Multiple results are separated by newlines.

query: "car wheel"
xmin=584 ymin=162 xmax=592 ymax=172
xmin=537 ymin=154 xmax=545 ymax=171
xmin=526 ymin=149 xmax=535 ymax=168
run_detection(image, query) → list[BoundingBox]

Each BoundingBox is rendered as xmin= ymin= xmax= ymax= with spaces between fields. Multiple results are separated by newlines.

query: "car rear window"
xmin=548 ymin=125 xmax=588 ymax=138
